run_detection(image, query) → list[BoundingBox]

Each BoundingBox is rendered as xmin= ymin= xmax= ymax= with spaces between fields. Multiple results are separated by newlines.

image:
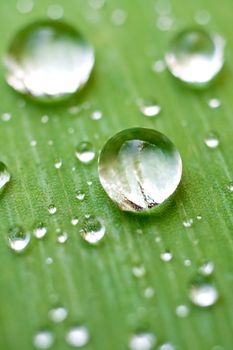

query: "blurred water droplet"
xmin=2 ymin=113 xmax=12 ymax=122
xmin=87 ymin=181 xmax=93 ymax=186
xmin=8 ymin=226 xmax=30 ymax=253
xmin=157 ymin=15 xmax=174 ymax=31
xmin=48 ymin=205 xmax=57 ymax=215
xmin=165 ymin=28 xmax=225 ymax=87
xmin=204 ymin=133 xmax=219 ymax=148
xmin=47 ymin=4 xmax=64 ymax=20
xmin=138 ymin=100 xmax=161 ymax=117
xmin=227 ymin=182 xmax=233 ymax=192
xmin=49 ymin=307 xmax=68 ymax=323
xmin=195 ymin=10 xmax=211 ymax=25
xmin=88 ymin=0 xmax=105 ymax=10
xmin=33 ymin=223 xmax=47 ymax=239
xmin=66 ymin=325 xmax=90 ymax=347
xmin=91 ymin=110 xmax=102 ymax=120
xmin=57 ymin=231 xmax=68 ymax=243
xmin=46 ymin=257 xmax=53 ymax=265
xmin=41 ymin=115 xmax=49 ymax=124
xmin=17 ymin=0 xmax=34 ymax=14
xmin=0 ymin=162 xmax=10 ymax=190
xmin=152 ymin=60 xmax=166 ymax=73
xmin=31 ymin=140 xmax=37 ymax=147
xmin=98 ymin=128 xmax=182 ymax=212
xmin=76 ymin=190 xmax=85 ymax=201
xmin=132 ymin=265 xmax=146 ymax=278
xmin=196 ymin=214 xmax=202 ymax=220
xmin=71 ymin=217 xmax=79 ymax=226
xmin=111 ymin=9 xmax=127 ymax=26
xmin=33 ymin=330 xmax=54 ymax=349
xmin=155 ymin=0 xmax=172 ymax=15
xmin=189 ymin=281 xmax=218 ymax=307
xmin=184 ymin=258 xmax=192 ymax=267
xmin=75 ymin=142 xmax=95 ymax=164
xmin=144 ymin=287 xmax=155 ymax=299
xmin=80 ymin=216 xmax=105 ymax=244
xmin=199 ymin=261 xmax=214 ymax=276
xmin=175 ymin=304 xmax=189 ymax=318
xmin=208 ymin=98 xmax=221 ymax=109
xmin=160 ymin=251 xmax=173 ymax=262
xmin=183 ymin=218 xmax=193 ymax=228
xmin=5 ymin=21 xmax=95 ymax=102
xmin=129 ymin=332 xmax=156 ymax=350
xmin=54 ymin=160 xmax=62 ymax=169
xmin=158 ymin=343 xmax=175 ymax=350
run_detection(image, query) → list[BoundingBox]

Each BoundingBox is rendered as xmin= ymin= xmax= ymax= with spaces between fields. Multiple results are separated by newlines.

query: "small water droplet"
xmin=71 ymin=217 xmax=79 ymax=226
xmin=57 ymin=231 xmax=68 ymax=243
xmin=87 ymin=181 xmax=93 ymax=186
xmin=184 ymin=258 xmax=192 ymax=267
xmin=2 ymin=113 xmax=12 ymax=122
xmin=208 ymin=98 xmax=221 ymax=109
xmin=155 ymin=0 xmax=172 ymax=15
xmin=196 ymin=214 xmax=202 ymax=220
xmin=98 ymin=128 xmax=182 ymax=212
xmin=138 ymin=100 xmax=161 ymax=117
xmin=158 ymin=343 xmax=175 ymax=350
xmin=54 ymin=160 xmax=62 ymax=169
xmin=189 ymin=281 xmax=219 ymax=307
xmin=33 ymin=330 xmax=54 ymax=349
xmin=8 ymin=226 xmax=30 ymax=253
xmin=47 ymin=4 xmax=64 ymax=20
xmin=41 ymin=115 xmax=49 ymax=124
xmin=199 ymin=261 xmax=214 ymax=276
xmin=33 ymin=223 xmax=47 ymax=239
xmin=195 ymin=10 xmax=211 ymax=25
xmin=5 ymin=21 xmax=95 ymax=102
xmin=129 ymin=332 xmax=156 ymax=350
xmin=76 ymin=190 xmax=85 ymax=201
xmin=111 ymin=9 xmax=127 ymax=26
xmin=46 ymin=257 xmax=53 ymax=265
xmin=144 ymin=287 xmax=155 ymax=299
xmin=157 ymin=15 xmax=174 ymax=32
xmin=165 ymin=28 xmax=225 ymax=87
xmin=227 ymin=182 xmax=233 ymax=192
xmin=48 ymin=205 xmax=57 ymax=215
xmin=175 ymin=304 xmax=189 ymax=318
xmin=49 ymin=306 xmax=68 ymax=323
xmin=91 ymin=110 xmax=102 ymax=120
xmin=0 ymin=162 xmax=10 ymax=190
xmin=48 ymin=140 xmax=53 ymax=146
xmin=17 ymin=0 xmax=34 ymax=14
xmin=80 ymin=216 xmax=105 ymax=244
xmin=183 ymin=218 xmax=193 ymax=228
xmin=75 ymin=142 xmax=95 ymax=164
xmin=66 ymin=325 xmax=90 ymax=347
xmin=152 ymin=59 xmax=166 ymax=73
xmin=132 ymin=265 xmax=146 ymax=278
xmin=204 ymin=133 xmax=219 ymax=148
xmin=88 ymin=0 xmax=105 ymax=10
xmin=160 ymin=251 xmax=173 ymax=262
xmin=31 ymin=140 xmax=37 ymax=147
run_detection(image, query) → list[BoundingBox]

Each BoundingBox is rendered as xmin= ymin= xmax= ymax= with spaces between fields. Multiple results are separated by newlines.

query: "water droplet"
xmin=176 ymin=304 xmax=189 ymax=318
xmin=33 ymin=330 xmax=54 ymax=349
xmin=49 ymin=307 xmax=68 ymax=323
xmin=144 ymin=287 xmax=155 ymax=299
xmin=196 ymin=214 xmax=202 ymax=220
xmin=208 ymin=98 xmax=221 ymax=109
xmin=199 ymin=261 xmax=214 ymax=276
xmin=46 ymin=257 xmax=53 ymax=265
xmin=54 ymin=160 xmax=62 ymax=169
xmin=227 ymin=182 xmax=233 ymax=192
xmin=66 ymin=325 xmax=90 ymax=347
xmin=2 ymin=113 xmax=12 ymax=122
xmin=183 ymin=218 xmax=193 ymax=228
xmin=111 ymin=9 xmax=127 ymax=26
xmin=48 ymin=205 xmax=57 ymax=215
xmin=189 ymin=281 xmax=218 ymax=307
xmin=7 ymin=226 xmax=30 ymax=253
xmin=57 ymin=231 xmax=68 ymax=243
xmin=138 ymin=100 xmax=161 ymax=117
xmin=17 ymin=0 xmax=34 ymax=14
xmin=194 ymin=10 xmax=211 ymax=25
xmin=41 ymin=115 xmax=49 ymax=124
xmin=0 ymin=162 xmax=10 ymax=190
xmin=157 ymin=15 xmax=174 ymax=31
xmin=158 ymin=343 xmax=175 ymax=350
xmin=160 ymin=251 xmax=173 ymax=262
xmin=132 ymin=265 xmax=146 ymax=278
xmin=88 ymin=0 xmax=105 ymax=10
xmin=184 ymin=258 xmax=192 ymax=267
xmin=5 ymin=21 xmax=95 ymax=102
xmin=33 ymin=223 xmax=47 ymax=239
xmin=129 ymin=332 xmax=156 ymax=350
xmin=30 ymin=140 xmax=37 ymax=147
xmin=87 ymin=181 xmax=93 ymax=186
xmin=155 ymin=0 xmax=172 ymax=15
xmin=91 ymin=110 xmax=102 ymax=120
xmin=165 ymin=28 xmax=225 ymax=87
xmin=75 ymin=142 xmax=95 ymax=164
xmin=98 ymin=128 xmax=182 ymax=212
xmin=76 ymin=190 xmax=85 ymax=201
xmin=204 ymin=133 xmax=219 ymax=148
xmin=47 ymin=4 xmax=64 ymax=20
xmin=80 ymin=216 xmax=105 ymax=244
xmin=152 ymin=59 xmax=166 ymax=73
xmin=71 ymin=217 xmax=79 ymax=226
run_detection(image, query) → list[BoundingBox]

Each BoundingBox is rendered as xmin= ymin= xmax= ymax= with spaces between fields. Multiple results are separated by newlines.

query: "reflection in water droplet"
xmin=132 ymin=265 xmax=146 ymax=278
xmin=57 ymin=231 xmax=68 ymax=243
xmin=33 ymin=330 xmax=54 ymax=349
xmin=5 ymin=21 xmax=95 ymax=102
xmin=54 ymin=160 xmax=62 ymax=169
xmin=189 ymin=281 xmax=218 ymax=307
xmin=158 ymin=343 xmax=175 ymax=350
xmin=80 ymin=216 xmax=105 ymax=244
xmin=49 ymin=307 xmax=68 ymax=323
xmin=176 ymin=304 xmax=189 ymax=318
xmin=165 ymin=28 xmax=225 ymax=87
xmin=208 ymin=98 xmax=221 ymax=109
xmin=98 ymin=128 xmax=182 ymax=213
xmin=160 ymin=251 xmax=173 ymax=262
xmin=183 ymin=218 xmax=193 ymax=228
xmin=48 ymin=205 xmax=57 ymax=215
xmin=75 ymin=142 xmax=95 ymax=164
xmin=8 ymin=226 xmax=30 ymax=253
xmin=199 ymin=261 xmax=214 ymax=276
xmin=66 ymin=326 xmax=90 ymax=347
xmin=33 ymin=223 xmax=47 ymax=239
xmin=204 ymin=133 xmax=219 ymax=148
xmin=17 ymin=0 xmax=34 ymax=14
xmin=0 ymin=162 xmax=10 ymax=190
xmin=47 ymin=4 xmax=64 ymax=20
xmin=138 ymin=100 xmax=161 ymax=117
xmin=76 ymin=190 xmax=85 ymax=201
xmin=129 ymin=332 xmax=156 ymax=350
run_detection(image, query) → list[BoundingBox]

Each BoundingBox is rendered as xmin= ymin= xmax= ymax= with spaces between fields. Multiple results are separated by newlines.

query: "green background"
xmin=0 ymin=0 xmax=232 ymax=349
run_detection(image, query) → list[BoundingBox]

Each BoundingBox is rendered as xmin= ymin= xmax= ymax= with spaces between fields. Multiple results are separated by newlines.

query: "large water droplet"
xmin=189 ymin=281 xmax=218 ymax=307
xmin=80 ymin=215 xmax=105 ymax=244
xmin=0 ymin=162 xmax=10 ymax=191
xmin=98 ymin=128 xmax=182 ymax=212
xmin=165 ymin=28 xmax=225 ymax=87
xmin=5 ymin=21 xmax=95 ymax=102
xmin=33 ymin=330 xmax=54 ymax=349
xmin=66 ymin=325 xmax=90 ymax=347
xmin=129 ymin=332 xmax=156 ymax=350
xmin=75 ymin=141 xmax=95 ymax=164
xmin=8 ymin=226 xmax=30 ymax=253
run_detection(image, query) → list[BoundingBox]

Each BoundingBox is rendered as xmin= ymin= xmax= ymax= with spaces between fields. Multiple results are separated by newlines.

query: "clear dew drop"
xmin=0 ymin=162 xmax=10 ymax=190
xmin=165 ymin=28 xmax=225 ymax=87
xmin=175 ymin=304 xmax=189 ymax=318
xmin=98 ymin=128 xmax=182 ymax=213
xmin=66 ymin=325 xmax=90 ymax=348
xmin=33 ymin=330 xmax=54 ymax=349
xmin=8 ymin=226 xmax=30 ymax=253
xmin=204 ymin=133 xmax=219 ymax=148
xmin=129 ymin=332 xmax=156 ymax=350
xmin=48 ymin=205 xmax=57 ymax=215
xmin=227 ymin=182 xmax=233 ymax=192
xmin=189 ymin=281 xmax=219 ymax=307
xmin=208 ymin=98 xmax=221 ymax=109
xmin=5 ymin=20 xmax=94 ymax=102
xmin=183 ymin=218 xmax=193 ymax=228
xmin=158 ymin=343 xmax=175 ymax=350
xmin=33 ymin=223 xmax=47 ymax=239
xmin=160 ymin=251 xmax=173 ymax=262
xmin=76 ymin=190 xmax=85 ymax=201
xmin=199 ymin=261 xmax=214 ymax=276
xmin=80 ymin=216 xmax=105 ymax=244
xmin=138 ymin=100 xmax=161 ymax=117
xmin=49 ymin=307 xmax=68 ymax=323
xmin=75 ymin=142 xmax=95 ymax=164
